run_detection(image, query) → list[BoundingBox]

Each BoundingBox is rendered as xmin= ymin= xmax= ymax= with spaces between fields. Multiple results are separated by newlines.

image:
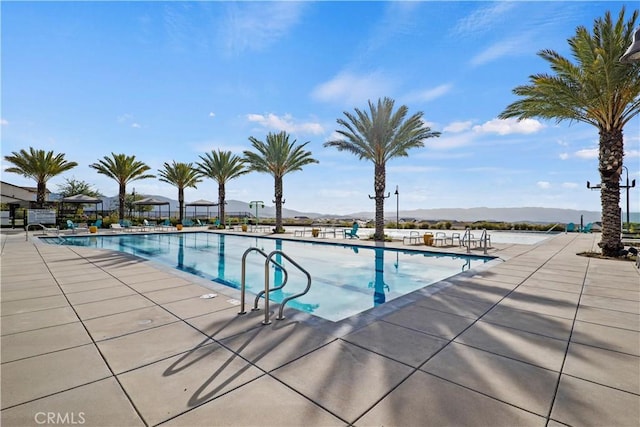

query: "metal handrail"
xmin=263 ymin=250 xmax=312 ymax=324
xmin=25 ymin=223 xmax=60 ymax=240
xmin=238 ymin=247 xmax=288 ymax=315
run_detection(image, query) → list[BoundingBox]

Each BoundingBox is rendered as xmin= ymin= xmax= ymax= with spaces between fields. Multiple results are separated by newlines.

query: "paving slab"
xmin=1 ymin=285 xmax=63 ymax=302
xmin=64 ymin=285 xmax=137 ymax=305
xmin=342 ymin=320 xmax=448 ymax=367
xmin=73 ymin=293 xmax=155 ymax=320
xmin=1 ymin=321 xmax=92 ymax=362
xmin=220 ymin=319 xmax=336 ymax=372
xmin=142 ymin=283 xmax=213 ymax=304
xmin=576 ymin=305 xmax=640 ymax=331
xmin=356 ymin=370 xmax=546 ymax=426
xmin=413 ymin=292 xmax=496 ymax=318
xmin=186 ymin=307 xmax=268 ymax=341
xmin=162 ymin=295 xmax=239 ymax=319
xmin=117 ymin=342 xmax=265 ymax=426
xmin=271 ymin=340 xmax=413 ymax=423
xmin=0 ymin=306 xmax=79 ymax=336
xmin=0 ymin=377 xmax=144 ymax=427
xmin=582 ymin=285 xmax=640 ymax=301
xmin=579 ymin=294 xmax=640 ymax=314
xmin=163 ymin=375 xmax=346 ymax=426
xmin=571 ymin=320 xmax=640 ymax=356
xmin=382 ymin=303 xmax=476 ymax=339
xmin=481 ymin=304 xmax=574 ymax=340
xmin=454 ymin=321 xmax=567 ymax=371
xmin=421 ymin=342 xmax=559 ymax=416
xmin=0 ymin=344 xmax=112 ymax=409
xmin=563 ymin=342 xmax=640 ymax=394
xmin=1 ymin=295 xmax=70 ymax=316
xmin=83 ymin=305 xmax=180 ymax=341
xmin=550 ymin=374 xmax=640 ymax=427
xmin=97 ymin=321 xmax=212 ymax=374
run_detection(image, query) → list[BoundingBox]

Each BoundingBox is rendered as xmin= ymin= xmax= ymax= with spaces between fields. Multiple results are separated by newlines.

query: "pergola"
xmin=133 ymin=197 xmax=171 ymax=220
xmin=185 ymin=199 xmax=218 ymax=220
xmin=59 ymin=194 xmax=103 ymax=221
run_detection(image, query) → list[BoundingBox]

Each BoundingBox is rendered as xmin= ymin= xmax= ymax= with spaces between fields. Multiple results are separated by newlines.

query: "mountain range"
xmin=91 ymin=195 xmax=637 ymax=224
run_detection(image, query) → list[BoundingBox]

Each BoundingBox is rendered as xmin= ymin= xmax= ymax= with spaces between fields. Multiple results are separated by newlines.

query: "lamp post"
xmin=249 ymin=201 xmax=264 ymax=229
xmin=621 ymin=166 xmax=636 ymax=232
xmin=394 ymin=185 xmax=399 ymax=232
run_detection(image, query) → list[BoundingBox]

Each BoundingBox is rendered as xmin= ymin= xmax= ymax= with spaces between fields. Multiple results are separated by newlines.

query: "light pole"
xmin=249 ymin=201 xmax=264 ymax=230
xmin=394 ymin=185 xmax=399 ymax=232
xmin=621 ymin=166 xmax=636 ymax=232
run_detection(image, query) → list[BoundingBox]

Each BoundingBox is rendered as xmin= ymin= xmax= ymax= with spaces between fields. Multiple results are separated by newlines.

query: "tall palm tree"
xmin=4 ymin=147 xmax=78 ymax=206
xmin=324 ymin=97 xmax=440 ymax=241
xmin=244 ymin=131 xmax=318 ymax=233
xmin=158 ymin=161 xmax=203 ymax=222
xmin=196 ymin=150 xmax=248 ymax=226
xmin=89 ymin=153 xmax=155 ymax=220
xmin=499 ymin=8 xmax=640 ymax=257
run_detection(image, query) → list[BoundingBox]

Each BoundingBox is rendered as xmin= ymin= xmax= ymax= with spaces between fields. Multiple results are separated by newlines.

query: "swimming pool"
xmin=43 ymin=232 xmax=493 ymax=322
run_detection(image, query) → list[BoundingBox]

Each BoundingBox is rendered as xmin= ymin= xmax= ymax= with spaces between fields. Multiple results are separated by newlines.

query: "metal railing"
xmin=238 ymin=247 xmax=312 ymax=325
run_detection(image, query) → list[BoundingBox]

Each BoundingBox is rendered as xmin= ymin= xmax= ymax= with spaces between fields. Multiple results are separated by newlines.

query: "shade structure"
xmin=133 ymin=197 xmax=171 ymax=219
xmin=185 ymin=199 xmax=218 ymax=219
xmin=59 ymin=194 xmax=103 ymax=220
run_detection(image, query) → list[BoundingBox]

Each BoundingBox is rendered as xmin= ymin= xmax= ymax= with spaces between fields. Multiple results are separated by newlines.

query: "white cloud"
xmin=559 ymin=153 xmax=569 ymax=160
xmin=472 ymin=118 xmax=544 ymax=135
xmin=131 ymin=123 xmax=141 ymax=129
xmin=470 ymin=38 xmax=523 ymax=67
xmin=220 ymin=2 xmax=305 ymax=54
xmin=426 ymin=132 xmax=475 ymax=150
xmin=402 ymin=84 xmax=453 ymax=104
xmin=1 ymin=118 xmax=8 ymax=126
xmin=246 ymin=113 xmax=324 ymax=135
xmin=537 ymin=181 xmax=551 ymax=189
xmin=452 ymin=2 xmax=516 ymax=36
xmin=209 ymin=112 xmax=216 ymax=118
xmin=575 ymin=148 xmax=598 ymax=159
xmin=443 ymin=121 xmax=473 ymax=133
xmin=625 ymin=149 xmax=640 ymax=158
xmin=311 ymin=71 xmax=394 ymax=106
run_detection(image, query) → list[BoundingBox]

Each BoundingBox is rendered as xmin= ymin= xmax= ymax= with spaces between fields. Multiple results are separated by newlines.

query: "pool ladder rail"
xmin=239 ymin=247 xmax=312 ymax=325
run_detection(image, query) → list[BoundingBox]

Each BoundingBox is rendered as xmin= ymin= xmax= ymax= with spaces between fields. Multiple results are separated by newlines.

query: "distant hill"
xmin=92 ymin=195 xmax=636 ymax=224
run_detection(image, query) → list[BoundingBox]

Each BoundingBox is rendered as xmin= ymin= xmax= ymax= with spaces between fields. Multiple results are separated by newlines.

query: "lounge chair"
xmin=93 ymin=219 xmax=103 ymax=228
xmin=566 ymin=223 xmax=576 ymax=232
xmin=582 ymin=223 xmax=593 ymax=233
xmin=158 ymin=219 xmax=175 ymax=230
xmin=66 ymin=220 xmax=88 ymax=234
xmin=182 ymin=219 xmax=195 ymax=227
xmin=343 ymin=223 xmax=359 ymax=239
xmin=110 ymin=223 xmax=125 ymax=232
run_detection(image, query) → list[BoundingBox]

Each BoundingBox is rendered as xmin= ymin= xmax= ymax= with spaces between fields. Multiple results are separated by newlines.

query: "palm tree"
xmin=499 ymin=8 xmax=640 ymax=257
xmin=244 ymin=131 xmax=318 ymax=233
xmin=196 ymin=150 xmax=249 ymax=227
xmin=324 ymin=97 xmax=440 ymax=241
xmin=4 ymin=148 xmax=78 ymax=206
xmin=158 ymin=161 xmax=203 ymax=222
xmin=89 ymin=153 xmax=155 ymax=220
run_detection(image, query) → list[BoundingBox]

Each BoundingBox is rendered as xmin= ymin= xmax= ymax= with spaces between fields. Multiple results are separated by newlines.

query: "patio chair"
xmin=566 ymin=223 xmax=576 ymax=232
xmin=343 ymin=222 xmax=359 ymax=239
xmin=158 ymin=219 xmax=175 ymax=231
xmin=66 ymin=220 xmax=88 ymax=234
xmin=182 ymin=219 xmax=195 ymax=227
xmin=110 ymin=223 xmax=125 ymax=232
xmin=582 ymin=223 xmax=593 ymax=233
xmin=434 ymin=231 xmax=447 ymax=246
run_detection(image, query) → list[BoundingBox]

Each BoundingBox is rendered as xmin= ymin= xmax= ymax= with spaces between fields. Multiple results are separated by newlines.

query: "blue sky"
xmin=2 ymin=1 xmax=639 ymax=215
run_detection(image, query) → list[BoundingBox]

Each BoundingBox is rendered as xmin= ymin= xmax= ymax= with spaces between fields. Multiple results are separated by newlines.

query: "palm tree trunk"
xmin=274 ymin=176 xmax=283 ymax=233
xmin=119 ymin=183 xmax=126 ymax=220
xmin=374 ymin=164 xmax=386 ymax=241
xmin=37 ymin=180 xmax=46 ymax=207
xmin=218 ymin=183 xmax=226 ymax=226
xmin=178 ymin=187 xmax=184 ymax=222
xmin=598 ymin=128 xmax=624 ymax=257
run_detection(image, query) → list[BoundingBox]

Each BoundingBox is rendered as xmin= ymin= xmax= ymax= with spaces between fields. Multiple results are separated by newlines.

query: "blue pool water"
xmin=43 ymin=232 xmax=492 ymax=321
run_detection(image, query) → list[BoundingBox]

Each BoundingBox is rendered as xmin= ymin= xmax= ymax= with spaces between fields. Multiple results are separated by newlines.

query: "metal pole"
xmin=624 ymin=166 xmax=630 ymax=231
xmin=395 ymin=185 xmax=399 ymax=232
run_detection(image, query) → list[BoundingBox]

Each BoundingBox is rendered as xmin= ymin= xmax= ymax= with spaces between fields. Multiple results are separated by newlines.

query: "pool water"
xmin=43 ymin=232 xmax=492 ymax=322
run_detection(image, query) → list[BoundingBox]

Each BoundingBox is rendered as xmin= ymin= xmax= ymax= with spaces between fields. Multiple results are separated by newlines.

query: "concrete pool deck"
xmin=1 ymin=230 xmax=638 ymax=426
